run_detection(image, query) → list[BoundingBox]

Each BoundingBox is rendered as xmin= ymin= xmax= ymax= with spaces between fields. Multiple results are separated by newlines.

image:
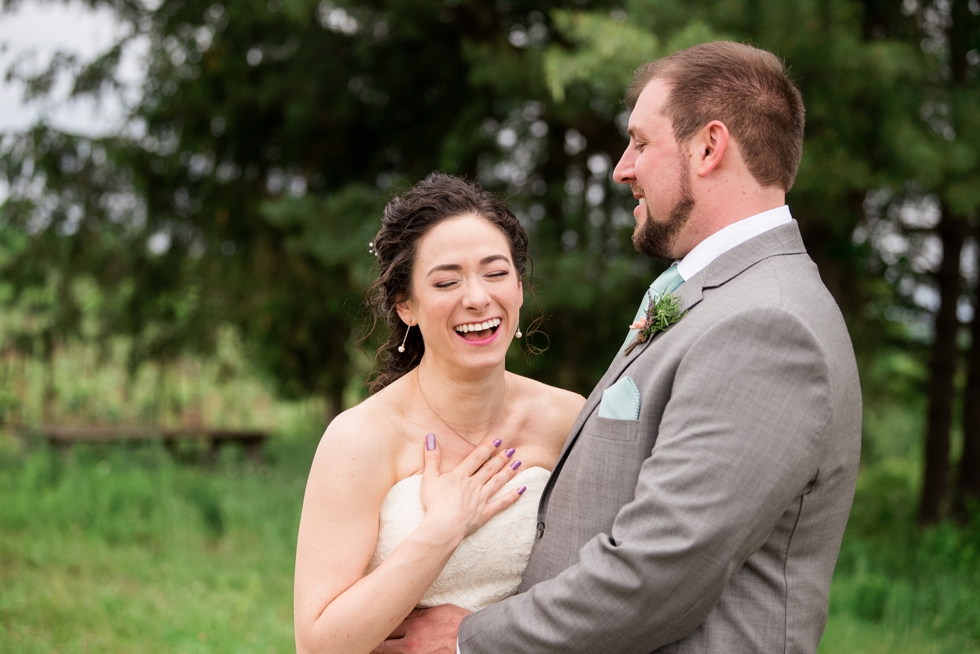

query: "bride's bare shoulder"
xmin=507 ymin=373 xmax=585 ymax=444
xmin=325 ymin=391 xmax=391 ymax=438
xmin=312 ymin=383 xmax=408 ymax=489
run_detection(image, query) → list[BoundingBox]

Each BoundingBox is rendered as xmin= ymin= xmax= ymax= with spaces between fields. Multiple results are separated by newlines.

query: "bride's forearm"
xmin=296 ymin=516 xmax=463 ymax=654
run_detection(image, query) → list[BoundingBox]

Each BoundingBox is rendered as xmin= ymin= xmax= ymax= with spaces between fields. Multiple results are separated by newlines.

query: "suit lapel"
xmin=540 ymin=273 xmax=706 ymax=503
xmin=539 ymin=222 xmax=809 ymax=509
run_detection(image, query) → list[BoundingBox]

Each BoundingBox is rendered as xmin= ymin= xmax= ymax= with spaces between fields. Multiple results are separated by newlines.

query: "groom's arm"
xmin=458 ymin=306 xmax=837 ymax=653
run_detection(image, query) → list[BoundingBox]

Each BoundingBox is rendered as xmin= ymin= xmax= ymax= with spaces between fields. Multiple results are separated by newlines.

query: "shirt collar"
xmin=675 ymin=205 xmax=793 ymax=281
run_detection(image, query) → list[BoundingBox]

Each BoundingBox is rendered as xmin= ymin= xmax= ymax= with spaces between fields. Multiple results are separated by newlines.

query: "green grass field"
xmin=2 ymin=435 xmax=978 ymax=653
xmin=1 ymin=345 xmax=978 ymax=652
xmin=0 ymin=437 xmax=315 ymax=653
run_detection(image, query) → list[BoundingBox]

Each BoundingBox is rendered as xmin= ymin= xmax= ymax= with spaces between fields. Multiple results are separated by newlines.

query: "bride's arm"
xmin=293 ymin=414 xmax=520 ymax=654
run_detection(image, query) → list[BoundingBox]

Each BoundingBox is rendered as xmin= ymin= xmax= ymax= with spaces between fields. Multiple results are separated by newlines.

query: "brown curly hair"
xmin=362 ymin=173 xmax=540 ymax=394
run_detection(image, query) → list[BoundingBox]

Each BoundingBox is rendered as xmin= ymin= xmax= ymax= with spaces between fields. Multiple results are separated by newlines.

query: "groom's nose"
xmin=613 ymin=146 xmax=635 ymax=185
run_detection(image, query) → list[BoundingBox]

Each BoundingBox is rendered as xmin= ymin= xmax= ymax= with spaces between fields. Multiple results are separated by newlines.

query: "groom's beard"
xmin=632 ymin=161 xmax=695 ymax=261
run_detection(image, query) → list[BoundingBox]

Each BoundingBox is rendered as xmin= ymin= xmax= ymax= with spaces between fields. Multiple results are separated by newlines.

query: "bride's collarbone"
xmin=387 ymin=428 xmax=552 ymax=478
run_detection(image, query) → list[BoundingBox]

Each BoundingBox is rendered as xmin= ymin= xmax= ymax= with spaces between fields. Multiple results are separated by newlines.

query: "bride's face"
xmin=398 ymin=214 xmax=524 ymax=371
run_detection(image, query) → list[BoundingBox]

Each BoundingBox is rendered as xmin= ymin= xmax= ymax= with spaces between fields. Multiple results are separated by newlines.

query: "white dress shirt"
xmin=455 ymin=204 xmax=792 ymax=654
xmin=676 ymin=205 xmax=792 ymax=280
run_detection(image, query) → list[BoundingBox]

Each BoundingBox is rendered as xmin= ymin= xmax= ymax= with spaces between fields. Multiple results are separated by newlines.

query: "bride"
xmin=293 ymin=174 xmax=585 ymax=654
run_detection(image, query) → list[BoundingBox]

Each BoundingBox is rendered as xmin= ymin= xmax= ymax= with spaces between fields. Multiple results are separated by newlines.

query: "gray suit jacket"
xmin=458 ymin=222 xmax=861 ymax=653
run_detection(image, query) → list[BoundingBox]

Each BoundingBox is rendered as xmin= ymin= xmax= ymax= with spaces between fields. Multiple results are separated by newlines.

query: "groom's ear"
xmin=693 ymin=120 xmax=729 ymax=178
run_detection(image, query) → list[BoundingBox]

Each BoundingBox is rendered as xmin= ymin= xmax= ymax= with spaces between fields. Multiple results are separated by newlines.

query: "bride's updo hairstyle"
xmin=364 ymin=173 xmax=535 ymax=394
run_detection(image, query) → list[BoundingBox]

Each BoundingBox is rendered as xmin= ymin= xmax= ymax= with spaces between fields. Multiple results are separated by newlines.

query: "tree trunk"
xmin=326 ymin=389 xmax=343 ymax=426
xmin=956 ymin=250 xmax=980 ymax=519
xmin=919 ymin=214 xmax=967 ymax=524
xmin=41 ymin=332 xmax=57 ymax=425
xmin=948 ymin=0 xmax=980 ymax=523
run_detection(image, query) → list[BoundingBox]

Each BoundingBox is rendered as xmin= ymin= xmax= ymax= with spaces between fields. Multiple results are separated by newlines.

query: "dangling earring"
xmin=515 ymin=324 xmax=523 ymax=339
xmin=398 ymin=324 xmax=412 ymax=353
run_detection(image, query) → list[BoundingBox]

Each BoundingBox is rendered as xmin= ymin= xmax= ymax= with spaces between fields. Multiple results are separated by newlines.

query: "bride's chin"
xmin=445 ymin=344 xmax=509 ymax=370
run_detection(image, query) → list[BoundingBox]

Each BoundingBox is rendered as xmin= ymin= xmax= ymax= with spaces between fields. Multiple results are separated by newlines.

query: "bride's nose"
xmin=462 ymin=279 xmax=491 ymax=311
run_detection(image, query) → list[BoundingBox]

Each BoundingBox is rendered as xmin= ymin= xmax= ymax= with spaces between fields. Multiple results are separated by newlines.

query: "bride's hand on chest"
xmin=417 ymin=433 xmax=527 ymax=542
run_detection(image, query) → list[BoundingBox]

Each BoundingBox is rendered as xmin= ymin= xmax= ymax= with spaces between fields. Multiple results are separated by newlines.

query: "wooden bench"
xmin=39 ymin=425 xmax=269 ymax=463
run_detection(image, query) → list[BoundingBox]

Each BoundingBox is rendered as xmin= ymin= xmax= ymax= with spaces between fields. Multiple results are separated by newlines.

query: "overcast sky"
xmin=0 ymin=0 xmax=143 ymax=136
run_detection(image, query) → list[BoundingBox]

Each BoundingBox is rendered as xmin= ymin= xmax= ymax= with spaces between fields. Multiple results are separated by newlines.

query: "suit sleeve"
xmin=458 ymin=305 xmax=834 ymax=653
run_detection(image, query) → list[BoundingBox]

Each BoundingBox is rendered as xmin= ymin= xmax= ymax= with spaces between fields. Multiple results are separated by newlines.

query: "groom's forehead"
xmin=632 ymin=80 xmax=671 ymax=121
xmin=627 ymin=108 xmax=672 ymax=140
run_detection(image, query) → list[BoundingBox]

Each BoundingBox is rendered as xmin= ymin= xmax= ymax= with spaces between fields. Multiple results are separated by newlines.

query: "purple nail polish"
xmin=510 ymin=460 xmax=522 ymax=471
xmin=493 ymin=439 xmax=502 ymax=448
xmin=517 ymin=485 xmax=527 ymax=496
xmin=426 ymin=433 xmax=436 ymax=451
xmin=505 ymin=448 xmax=516 ymax=458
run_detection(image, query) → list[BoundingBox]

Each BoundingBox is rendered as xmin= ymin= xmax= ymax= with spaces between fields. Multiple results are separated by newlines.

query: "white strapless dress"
xmin=366 ymin=466 xmax=550 ymax=612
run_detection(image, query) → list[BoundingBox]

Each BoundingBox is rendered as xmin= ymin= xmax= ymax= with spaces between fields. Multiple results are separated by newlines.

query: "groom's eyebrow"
xmin=426 ymin=254 xmax=512 ymax=276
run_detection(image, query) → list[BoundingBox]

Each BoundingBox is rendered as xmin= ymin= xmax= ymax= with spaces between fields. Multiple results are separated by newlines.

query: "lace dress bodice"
xmin=366 ymin=466 xmax=550 ymax=612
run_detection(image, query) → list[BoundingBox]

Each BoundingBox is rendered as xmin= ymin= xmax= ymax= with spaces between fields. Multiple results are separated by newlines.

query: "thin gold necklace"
xmin=415 ymin=366 xmax=506 ymax=447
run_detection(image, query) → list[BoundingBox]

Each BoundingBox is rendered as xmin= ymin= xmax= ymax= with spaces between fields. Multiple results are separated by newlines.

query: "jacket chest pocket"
xmin=588 ymin=416 xmax=641 ymax=442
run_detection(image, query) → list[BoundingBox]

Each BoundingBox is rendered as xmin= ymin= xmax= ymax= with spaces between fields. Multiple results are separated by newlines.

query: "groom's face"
xmin=613 ymin=78 xmax=695 ymax=261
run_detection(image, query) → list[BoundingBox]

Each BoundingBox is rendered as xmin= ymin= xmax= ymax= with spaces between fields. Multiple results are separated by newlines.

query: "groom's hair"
xmin=626 ymin=41 xmax=805 ymax=192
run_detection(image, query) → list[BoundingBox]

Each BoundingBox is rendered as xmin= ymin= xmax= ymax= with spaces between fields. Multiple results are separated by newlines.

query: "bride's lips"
xmin=455 ymin=328 xmax=500 ymax=345
xmin=453 ymin=318 xmax=503 ymax=345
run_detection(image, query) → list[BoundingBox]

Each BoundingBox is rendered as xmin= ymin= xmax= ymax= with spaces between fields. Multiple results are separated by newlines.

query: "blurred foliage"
xmin=0 ymin=293 xmax=326 ymax=430
xmin=0 ymin=0 xmax=978 ymax=509
xmin=0 ymin=0 xmax=971 ymax=402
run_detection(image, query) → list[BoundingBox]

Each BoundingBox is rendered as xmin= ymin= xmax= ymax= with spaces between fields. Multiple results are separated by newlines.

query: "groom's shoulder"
xmin=714 ymin=252 xmax=854 ymax=361
xmin=721 ymin=248 xmax=836 ymax=311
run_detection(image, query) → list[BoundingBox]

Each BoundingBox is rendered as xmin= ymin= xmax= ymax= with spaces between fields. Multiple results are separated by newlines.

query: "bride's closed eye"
xmin=432 ymin=269 xmax=510 ymax=289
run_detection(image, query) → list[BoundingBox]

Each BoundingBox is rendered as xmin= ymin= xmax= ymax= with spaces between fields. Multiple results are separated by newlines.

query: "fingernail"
xmin=517 ymin=485 xmax=527 ymax=496
xmin=505 ymin=448 xmax=516 ymax=458
xmin=493 ymin=439 xmax=502 ymax=448
xmin=426 ymin=433 xmax=436 ymax=451
xmin=510 ymin=460 xmax=522 ymax=470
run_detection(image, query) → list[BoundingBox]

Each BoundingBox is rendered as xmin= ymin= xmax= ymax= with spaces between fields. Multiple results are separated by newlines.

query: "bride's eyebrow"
xmin=426 ymin=254 xmax=512 ymax=277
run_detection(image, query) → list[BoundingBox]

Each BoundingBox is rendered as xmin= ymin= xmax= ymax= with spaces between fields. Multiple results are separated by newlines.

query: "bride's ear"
xmin=395 ymin=295 xmax=416 ymax=326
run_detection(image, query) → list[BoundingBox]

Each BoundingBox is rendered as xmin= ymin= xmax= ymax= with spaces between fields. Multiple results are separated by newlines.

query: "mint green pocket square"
xmin=598 ymin=376 xmax=641 ymax=420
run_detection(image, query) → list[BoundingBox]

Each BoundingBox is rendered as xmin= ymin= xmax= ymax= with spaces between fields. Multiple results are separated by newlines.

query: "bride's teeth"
xmin=454 ymin=319 xmax=502 ymax=333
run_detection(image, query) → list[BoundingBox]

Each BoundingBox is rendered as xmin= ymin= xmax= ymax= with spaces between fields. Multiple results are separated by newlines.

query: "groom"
xmin=386 ymin=41 xmax=861 ymax=653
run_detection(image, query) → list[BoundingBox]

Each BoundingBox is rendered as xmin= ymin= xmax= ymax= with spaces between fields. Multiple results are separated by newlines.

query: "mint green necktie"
xmin=620 ymin=264 xmax=684 ymax=353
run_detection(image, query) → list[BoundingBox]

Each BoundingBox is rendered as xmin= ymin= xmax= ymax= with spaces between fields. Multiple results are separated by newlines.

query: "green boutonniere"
xmin=623 ymin=291 xmax=687 ymax=356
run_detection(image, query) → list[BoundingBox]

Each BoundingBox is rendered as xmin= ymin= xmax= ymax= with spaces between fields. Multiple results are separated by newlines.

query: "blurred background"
xmin=0 ymin=0 xmax=978 ymax=651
